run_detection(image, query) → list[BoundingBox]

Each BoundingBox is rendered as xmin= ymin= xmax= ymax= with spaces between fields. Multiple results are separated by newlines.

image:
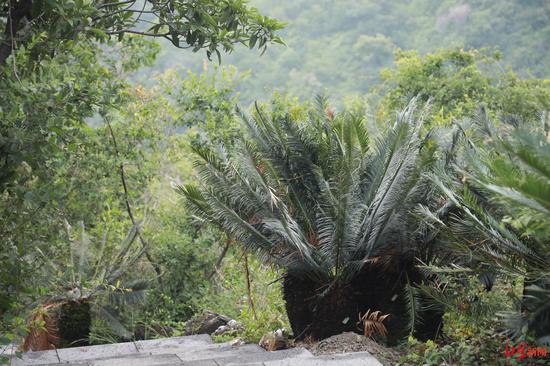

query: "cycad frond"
xmin=403 ymin=276 xmax=424 ymax=336
xmin=181 ymin=97 xmax=441 ymax=286
xmin=353 ymin=100 xmax=433 ymax=269
xmin=358 ymin=309 xmax=390 ymax=339
xmin=432 ymin=108 xmax=550 ymax=341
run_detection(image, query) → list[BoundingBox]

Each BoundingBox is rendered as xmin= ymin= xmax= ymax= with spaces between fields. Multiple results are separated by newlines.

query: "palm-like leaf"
xmin=181 ymin=97 xmax=442 ymax=290
xmin=425 ymin=109 xmax=550 ymax=343
xmin=358 ymin=309 xmax=390 ymax=339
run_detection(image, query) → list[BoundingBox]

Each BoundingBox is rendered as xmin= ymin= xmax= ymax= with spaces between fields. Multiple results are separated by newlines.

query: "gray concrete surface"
xmin=8 ymin=335 xmax=382 ymax=366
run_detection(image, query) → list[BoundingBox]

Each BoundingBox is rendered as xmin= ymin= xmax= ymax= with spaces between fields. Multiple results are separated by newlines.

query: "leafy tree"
xmin=0 ymin=0 xmax=283 ymax=193
xmin=0 ymin=0 xmax=284 ymax=65
xmin=153 ymin=0 xmax=550 ymax=102
xmin=0 ymin=39 xmax=153 ymax=344
xmin=0 ymin=0 xmax=282 ymax=350
xmin=180 ymin=97 xmax=449 ymax=342
xmin=374 ymin=49 xmax=550 ymax=125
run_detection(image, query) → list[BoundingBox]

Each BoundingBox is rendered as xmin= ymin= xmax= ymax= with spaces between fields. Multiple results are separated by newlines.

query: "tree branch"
xmin=0 ymin=0 xmax=32 ymax=66
xmin=94 ymin=6 xmax=155 ymax=21
xmin=105 ymin=29 xmax=169 ymax=37
xmin=98 ymin=0 xmax=137 ymax=10
xmin=106 ymin=120 xmax=163 ymax=282
xmin=242 ymin=249 xmax=257 ymax=320
xmin=207 ymin=238 xmax=232 ymax=280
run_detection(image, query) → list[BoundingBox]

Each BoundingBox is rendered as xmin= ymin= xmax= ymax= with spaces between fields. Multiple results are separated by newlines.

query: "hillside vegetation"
xmin=1 ymin=1 xmax=549 ymax=365
xmin=152 ymin=0 xmax=550 ymax=102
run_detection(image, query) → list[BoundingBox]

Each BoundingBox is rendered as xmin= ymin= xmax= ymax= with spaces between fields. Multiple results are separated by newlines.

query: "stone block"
xmin=56 ymin=342 xmax=138 ymax=363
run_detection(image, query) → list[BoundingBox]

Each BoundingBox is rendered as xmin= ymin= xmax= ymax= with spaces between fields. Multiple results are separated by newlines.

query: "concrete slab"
xmin=7 ymin=334 xmax=383 ymax=366
xmin=25 ymin=354 xmax=183 ymax=366
xmin=175 ymin=343 xmax=263 ymax=361
xmin=56 ymin=342 xmax=138 ymax=363
xmin=135 ymin=334 xmax=213 ymax=354
xmin=10 ymin=349 xmax=59 ymax=365
xmin=221 ymin=347 xmax=313 ymax=365
xmin=263 ymin=351 xmax=383 ymax=366
xmin=179 ymin=360 xmax=219 ymax=366
xmin=86 ymin=353 xmax=183 ymax=366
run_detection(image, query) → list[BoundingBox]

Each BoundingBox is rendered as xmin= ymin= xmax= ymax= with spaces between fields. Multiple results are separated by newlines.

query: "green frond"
xmin=183 ymin=97 xmax=441 ymax=291
xmin=403 ymin=274 xmax=424 ymax=336
xmin=431 ymin=107 xmax=550 ymax=340
xmin=97 ymin=306 xmax=133 ymax=340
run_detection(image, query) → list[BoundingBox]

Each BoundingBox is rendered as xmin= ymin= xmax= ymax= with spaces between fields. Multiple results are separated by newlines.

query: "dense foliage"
xmin=430 ymin=110 xmax=550 ymax=342
xmin=0 ymin=0 xmax=284 ymax=66
xmin=0 ymin=0 xmax=283 ymax=357
xmin=374 ymin=49 xmax=550 ymax=124
xmin=153 ymin=0 xmax=550 ymax=102
xmin=1 ymin=1 xmax=550 ymax=365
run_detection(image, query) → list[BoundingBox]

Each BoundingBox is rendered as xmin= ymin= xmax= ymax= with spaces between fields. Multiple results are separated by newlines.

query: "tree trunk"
xmin=23 ymin=299 xmax=91 ymax=351
xmin=57 ymin=299 xmax=91 ymax=348
xmin=0 ymin=0 xmax=33 ymax=66
xmin=283 ymin=264 xmax=442 ymax=344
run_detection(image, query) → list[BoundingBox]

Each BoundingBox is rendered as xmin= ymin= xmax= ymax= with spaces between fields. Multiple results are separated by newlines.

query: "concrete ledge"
xmin=10 ymin=349 xmax=60 ymax=366
xmin=224 ymin=347 xmax=313 ymax=365
xmin=8 ymin=334 xmax=382 ymax=366
xmin=263 ymin=351 xmax=383 ymax=366
xmin=175 ymin=343 xmax=265 ymax=361
xmin=66 ymin=353 xmax=183 ymax=366
xmin=56 ymin=342 xmax=139 ymax=363
xmin=135 ymin=334 xmax=213 ymax=354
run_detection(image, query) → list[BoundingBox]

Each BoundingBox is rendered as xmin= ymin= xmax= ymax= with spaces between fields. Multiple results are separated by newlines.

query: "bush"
xmin=197 ymin=251 xmax=289 ymax=343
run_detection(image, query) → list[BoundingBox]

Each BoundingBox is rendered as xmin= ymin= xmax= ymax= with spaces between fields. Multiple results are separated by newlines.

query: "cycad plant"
xmin=23 ymin=221 xmax=147 ymax=351
xmin=180 ymin=98 xmax=446 ymax=342
xmin=426 ymin=109 xmax=550 ymax=344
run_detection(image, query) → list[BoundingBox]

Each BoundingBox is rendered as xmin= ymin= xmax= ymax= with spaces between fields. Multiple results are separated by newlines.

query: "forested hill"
xmin=149 ymin=0 xmax=550 ymax=103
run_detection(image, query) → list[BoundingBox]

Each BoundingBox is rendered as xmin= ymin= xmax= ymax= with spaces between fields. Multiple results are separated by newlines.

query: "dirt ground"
xmin=298 ymin=332 xmax=401 ymax=366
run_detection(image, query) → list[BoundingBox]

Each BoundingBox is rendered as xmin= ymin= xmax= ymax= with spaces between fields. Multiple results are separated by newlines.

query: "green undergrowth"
xmin=397 ymin=275 xmax=542 ymax=365
xmin=196 ymin=251 xmax=290 ymax=344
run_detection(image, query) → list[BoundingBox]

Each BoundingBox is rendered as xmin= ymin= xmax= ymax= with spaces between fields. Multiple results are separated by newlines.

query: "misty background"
xmin=136 ymin=0 xmax=550 ymax=103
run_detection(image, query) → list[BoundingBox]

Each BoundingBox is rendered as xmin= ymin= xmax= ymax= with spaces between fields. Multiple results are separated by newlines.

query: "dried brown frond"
xmin=306 ymin=231 xmax=319 ymax=247
xmin=23 ymin=302 xmax=61 ymax=352
xmin=436 ymin=196 xmax=447 ymax=209
xmin=248 ymin=214 xmax=261 ymax=225
xmin=363 ymin=256 xmax=380 ymax=265
xmin=364 ymin=255 xmax=394 ymax=272
xmin=259 ymin=330 xmax=288 ymax=351
xmin=270 ymin=242 xmax=287 ymax=257
xmin=325 ymin=106 xmax=335 ymax=121
xmin=357 ymin=309 xmax=390 ymax=339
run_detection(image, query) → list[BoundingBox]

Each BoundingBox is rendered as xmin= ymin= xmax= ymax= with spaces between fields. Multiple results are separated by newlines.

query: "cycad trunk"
xmin=521 ymin=275 xmax=550 ymax=340
xmin=23 ymin=299 xmax=91 ymax=351
xmin=57 ymin=299 xmax=91 ymax=348
xmin=283 ymin=264 xmax=441 ymax=344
